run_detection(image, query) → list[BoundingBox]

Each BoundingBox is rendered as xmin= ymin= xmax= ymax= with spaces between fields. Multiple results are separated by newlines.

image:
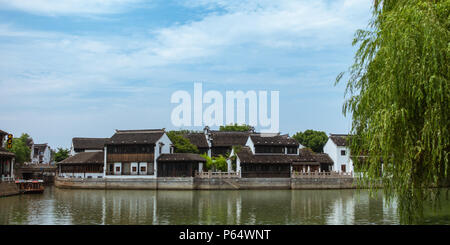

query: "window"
xmin=287 ymin=147 xmax=297 ymax=154
xmin=116 ymin=167 xmax=120 ymax=172
xmin=341 ymin=165 xmax=346 ymax=172
xmin=141 ymin=166 xmax=146 ymax=172
xmin=255 ymin=146 xmax=284 ymax=154
xmin=132 ymin=167 xmax=137 ymax=172
xmin=341 ymin=150 xmax=346 ymax=156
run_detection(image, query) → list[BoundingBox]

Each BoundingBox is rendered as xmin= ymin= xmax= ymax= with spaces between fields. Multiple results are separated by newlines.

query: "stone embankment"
xmin=55 ymin=176 xmax=356 ymax=190
xmin=0 ymin=182 xmax=20 ymax=197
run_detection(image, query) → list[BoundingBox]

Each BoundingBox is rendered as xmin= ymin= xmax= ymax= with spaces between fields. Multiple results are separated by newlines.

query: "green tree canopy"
xmin=8 ymin=133 xmax=32 ymax=164
xmin=166 ymin=131 xmax=199 ymax=154
xmin=200 ymin=153 xmax=228 ymax=172
xmin=219 ymin=124 xmax=254 ymax=132
xmin=336 ymin=0 xmax=449 ymax=223
xmin=292 ymin=130 xmax=328 ymax=153
xmin=54 ymin=148 xmax=70 ymax=163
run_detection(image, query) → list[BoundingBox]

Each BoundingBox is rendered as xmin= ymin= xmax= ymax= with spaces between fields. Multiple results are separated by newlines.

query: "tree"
xmin=292 ymin=130 xmax=328 ymax=153
xmin=54 ymin=148 xmax=70 ymax=162
xmin=166 ymin=131 xmax=199 ymax=153
xmin=8 ymin=133 xmax=31 ymax=164
xmin=219 ymin=124 xmax=254 ymax=132
xmin=336 ymin=0 xmax=449 ymax=224
xmin=200 ymin=153 xmax=228 ymax=172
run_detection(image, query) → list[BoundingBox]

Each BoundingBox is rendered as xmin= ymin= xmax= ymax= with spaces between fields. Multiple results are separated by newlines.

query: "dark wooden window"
xmin=287 ymin=147 xmax=297 ymax=154
xmin=255 ymin=146 xmax=284 ymax=154
xmin=132 ymin=166 xmax=137 ymax=172
xmin=341 ymin=150 xmax=346 ymax=156
xmin=341 ymin=164 xmax=346 ymax=172
xmin=241 ymin=163 xmax=290 ymax=178
xmin=109 ymin=145 xmax=154 ymax=154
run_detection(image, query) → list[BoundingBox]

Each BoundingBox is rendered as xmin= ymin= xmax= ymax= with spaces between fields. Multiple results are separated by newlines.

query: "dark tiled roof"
xmin=297 ymin=148 xmax=317 ymax=162
xmin=236 ymin=147 xmax=298 ymax=164
xmin=107 ymin=129 xmax=164 ymax=145
xmin=184 ymin=133 xmax=209 ymax=148
xmin=314 ymin=153 xmax=334 ymax=164
xmin=329 ymin=134 xmax=350 ymax=146
xmin=58 ymin=151 xmax=104 ymax=164
xmin=20 ymin=163 xmax=57 ymax=169
xmin=0 ymin=129 xmax=8 ymax=135
xmin=73 ymin=137 xmax=108 ymax=150
xmin=250 ymin=134 xmax=298 ymax=146
xmin=158 ymin=153 xmax=206 ymax=162
xmin=0 ymin=147 xmax=15 ymax=157
xmin=210 ymin=131 xmax=250 ymax=147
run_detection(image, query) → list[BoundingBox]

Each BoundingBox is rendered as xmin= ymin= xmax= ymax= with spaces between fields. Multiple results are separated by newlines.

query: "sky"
xmin=0 ymin=0 xmax=373 ymax=149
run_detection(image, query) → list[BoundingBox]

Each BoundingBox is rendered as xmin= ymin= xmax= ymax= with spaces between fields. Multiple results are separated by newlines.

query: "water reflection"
xmin=1 ymin=187 xmax=449 ymax=225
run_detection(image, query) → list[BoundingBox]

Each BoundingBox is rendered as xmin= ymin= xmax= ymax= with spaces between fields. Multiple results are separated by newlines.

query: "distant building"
xmin=0 ymin=129 xmax=15 ymax=181
xmin=323 ymin=134 xmax=353 ymax=174
xmin=70 ymin=137 xmax=109 ymax=156
xmin=30 ymin=143 xmax=52 ymax=164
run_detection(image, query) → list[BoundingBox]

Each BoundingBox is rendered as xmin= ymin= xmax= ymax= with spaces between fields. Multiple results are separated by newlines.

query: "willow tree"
xmin=336 ymin=0 xmax=449 ymax=223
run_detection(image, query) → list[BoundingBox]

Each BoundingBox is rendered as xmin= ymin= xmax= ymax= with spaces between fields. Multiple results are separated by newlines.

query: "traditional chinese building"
xmin=0 ymin=129 xmax=15 ymax=181
xmin=235 ymin=134 xmax=301 ymax=178
xmin=70 ymin=137 xmax=109 ymax=156
xmin=323 ymin=134 xmax=353 ymax=173
xmin=183 ymin=133 xmax=210 ymax=155
xmin=207 ymin=130 xmax=251 ymax=157
xmin=235 ymin=134 xmax=334 ymax=178
xmin=104 ymin=129 xmax=172 ymax=178
xmin=157 ymin=153 xmax=206 ymax=177
xmin=58 ymin=152 xmax=104 ymax=179
xmin=30 ymin=143 xmax=52 ymax=164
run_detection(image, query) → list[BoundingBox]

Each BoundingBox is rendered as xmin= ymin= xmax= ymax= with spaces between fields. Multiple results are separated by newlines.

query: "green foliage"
xmin=8 ymin=133 xmax=31 ymax=164
xmin=219 ymin=124 xmax=254 ymax=132
xmin=213 ymin=155 xmax=228 ymax=172
xmin=200 ymin=153 xmax=213 ymax=170
xmin=336 ymin=0 xmax=449 ymax=224
xmin=292 ymin=130 xmax=328 ymax=153
xmin=166 ymin=131 xmax=199 ymax=154
xmin=200 ymin=153 xmax=228 ymax=172
xmin=54 ymin=148 xmax=70 ymax=163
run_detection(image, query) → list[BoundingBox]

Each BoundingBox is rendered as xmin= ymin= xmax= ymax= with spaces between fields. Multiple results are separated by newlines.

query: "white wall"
xmin=245 ymin=137 xmax=255 ymax=153
xmin=59 ymin=173 xmax=103 ymax=179
xmin=154 ymin=133 xmax=172 ymax=177
xmin=323 ymin=138 xmax=353 ymax=174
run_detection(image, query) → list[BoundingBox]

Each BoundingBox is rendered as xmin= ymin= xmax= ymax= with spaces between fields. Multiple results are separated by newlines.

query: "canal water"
xmin=0 ymin=187 xmax=449 ymax=225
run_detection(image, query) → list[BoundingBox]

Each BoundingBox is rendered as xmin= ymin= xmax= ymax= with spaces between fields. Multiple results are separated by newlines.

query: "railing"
xmin=195 ymin=171 xmax=240 ymax=179
xmin=291 ymin=171 xmax=353 ymax=178
xmin=1 ymin=176 xmax=15 ymax=182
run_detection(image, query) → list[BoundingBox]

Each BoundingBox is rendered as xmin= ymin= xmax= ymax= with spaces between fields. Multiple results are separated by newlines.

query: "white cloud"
xmin=0 ymin=0 xmax=145 ymax=16
xmin=0 ymin=0 xmax=370 ymax=147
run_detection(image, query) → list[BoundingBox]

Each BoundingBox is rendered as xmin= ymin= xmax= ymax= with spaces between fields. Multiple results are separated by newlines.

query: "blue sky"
xmin=0 ymin=0 xmax=372 ymax=149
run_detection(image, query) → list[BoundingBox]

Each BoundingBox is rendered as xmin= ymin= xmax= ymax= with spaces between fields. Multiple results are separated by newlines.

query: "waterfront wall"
xmin=0 ymin=182 xmax=20 ymax=197
xmin=290 ymin=177 xmax=355 ymax=189
xmin=55 ymin=176 xmax=356 ymax=190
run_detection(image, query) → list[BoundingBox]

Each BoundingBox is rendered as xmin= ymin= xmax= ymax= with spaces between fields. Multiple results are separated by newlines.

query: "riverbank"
xmin=55 ymin=176 xmax=356 ymax=190
xmin=0 ymin=182 xmax=20 ymax=197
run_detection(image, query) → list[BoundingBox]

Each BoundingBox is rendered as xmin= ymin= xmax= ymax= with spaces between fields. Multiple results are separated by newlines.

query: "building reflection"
xmin=0 ymin=187 xmax=406 ymax=225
